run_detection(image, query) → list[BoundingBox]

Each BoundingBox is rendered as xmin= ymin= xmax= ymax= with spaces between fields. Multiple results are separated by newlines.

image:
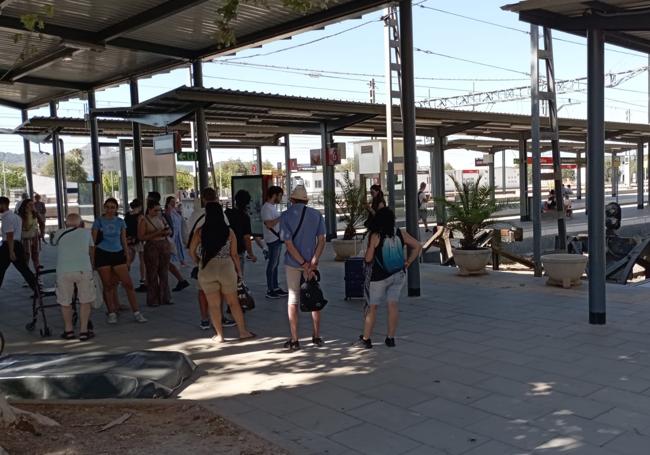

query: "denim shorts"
xmin=366 ymin=271 xmax=405 ymax=306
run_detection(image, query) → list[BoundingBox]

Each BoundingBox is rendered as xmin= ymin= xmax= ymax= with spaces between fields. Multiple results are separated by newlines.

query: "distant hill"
xmin=0 ymin=151 xmax=52 ymax=173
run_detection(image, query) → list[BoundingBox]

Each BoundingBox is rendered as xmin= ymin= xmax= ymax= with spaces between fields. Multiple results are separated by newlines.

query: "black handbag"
xmin=300 ymin=270 xmax=328 ymax=312
xmin=237 ymin=278 xmax=255 ymax=311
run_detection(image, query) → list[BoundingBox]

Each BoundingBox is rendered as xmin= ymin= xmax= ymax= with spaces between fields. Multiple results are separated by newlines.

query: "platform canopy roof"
xmin=91 ymin=86 xmax=650 ymax=143
xmin=0 ymin=0 xmax=391 ymax=110
xmin=447 ymin=138 xmax=638 ymax=154
xmin=503 ymin=1 xmax=650 ymax=54
xmin=6 ymin=115 xmax=279 ymax=148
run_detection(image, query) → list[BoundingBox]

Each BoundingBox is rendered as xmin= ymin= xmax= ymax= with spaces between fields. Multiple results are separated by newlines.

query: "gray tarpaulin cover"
xmin=0 ymin=351 xmax=196 ymax=399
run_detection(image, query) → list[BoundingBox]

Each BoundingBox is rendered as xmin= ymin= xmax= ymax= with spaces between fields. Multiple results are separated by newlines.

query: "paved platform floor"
xmin=2 ymin=243 xmax=650 ymax=454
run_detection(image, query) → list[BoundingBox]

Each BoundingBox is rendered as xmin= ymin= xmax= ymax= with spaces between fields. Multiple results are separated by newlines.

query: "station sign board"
xmin=154 ymin=132 xmax=181 ymax=155
xmin=177 ymin=151 xmax=197 ymax=162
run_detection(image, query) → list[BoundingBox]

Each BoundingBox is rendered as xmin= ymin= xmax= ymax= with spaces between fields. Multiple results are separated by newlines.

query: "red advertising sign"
xmin=326 ymin=147 xmax=342 ymax=166
xmin=289 ymin=158 xmax=298 ymax=171
xmin=462 ymin=169 xmax=480 ymax=174
xmin=251 ymin=163 xmax=257 ymax=174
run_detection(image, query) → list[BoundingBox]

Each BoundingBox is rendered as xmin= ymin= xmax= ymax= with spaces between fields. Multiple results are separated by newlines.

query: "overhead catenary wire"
xmin=213 ymin=61 xmax=529 ymax=82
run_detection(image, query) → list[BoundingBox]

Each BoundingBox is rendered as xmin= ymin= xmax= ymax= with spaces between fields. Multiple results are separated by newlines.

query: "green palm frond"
xmin=435 ymin=175 xmax=505 ymax=249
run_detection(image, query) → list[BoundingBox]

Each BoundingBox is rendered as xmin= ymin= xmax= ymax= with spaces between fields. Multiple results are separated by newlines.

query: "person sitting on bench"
xmin=52 ymin=213 xmax=96 ymax=341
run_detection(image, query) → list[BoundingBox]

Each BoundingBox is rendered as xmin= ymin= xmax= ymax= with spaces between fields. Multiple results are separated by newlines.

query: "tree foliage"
xmin=216 ymin=1 xmax=328 ymax=44
xmin=1 ymin=165 xmax=26 ymax=190
xmin=331 ymin=173 xmax=366 ymax=240
xmin=176 ymin=170 xmax=195 ymax=190
xmin=436 ymin=175 xmax=502 ymax=250
xmin=41 ymin=148 xmax=89 ymax=183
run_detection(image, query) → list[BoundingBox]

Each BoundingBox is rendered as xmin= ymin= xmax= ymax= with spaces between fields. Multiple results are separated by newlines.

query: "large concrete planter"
xmin=453 ymin=248 xmax=491 ymax=276
xmin=332 ymin=239 xmax=362 ymax=261
xmin=541 ymin=253 xmax=587 ymax=288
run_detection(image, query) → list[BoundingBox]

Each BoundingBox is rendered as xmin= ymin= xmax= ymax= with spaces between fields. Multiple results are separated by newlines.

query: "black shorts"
xmin=95 ymin=248 xmax=127 ymax=268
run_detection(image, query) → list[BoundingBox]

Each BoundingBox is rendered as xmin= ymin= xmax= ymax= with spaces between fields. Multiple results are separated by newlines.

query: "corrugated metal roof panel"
xmin=3 ymin=0 xmax=167 ymax=33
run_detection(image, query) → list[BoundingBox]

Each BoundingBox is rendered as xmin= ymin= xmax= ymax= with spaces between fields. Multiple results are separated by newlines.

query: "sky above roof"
xmin=0 ymin=0 xmax=647 ymax=169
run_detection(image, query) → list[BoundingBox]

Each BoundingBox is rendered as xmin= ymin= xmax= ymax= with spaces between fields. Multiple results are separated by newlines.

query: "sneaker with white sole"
xmin=222 ymin=317 xmax=236 ymax=327
xmin=107 ymin=313 xmax=118 ymax=324
xmin=199 ymin=320 xmax=211 ymax=330
xmin=133 ymin=311 xmax=147 ymax=323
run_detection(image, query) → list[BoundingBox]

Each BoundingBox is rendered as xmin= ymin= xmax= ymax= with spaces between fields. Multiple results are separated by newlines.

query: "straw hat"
xmin=290 ymin=185 xmax=309 ymax=202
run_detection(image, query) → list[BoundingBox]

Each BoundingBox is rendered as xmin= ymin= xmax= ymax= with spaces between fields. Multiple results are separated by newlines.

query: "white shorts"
xmin=56 ymin=271 xmax=96 ymax=306
xmin=366 ymin=271 xmax=405 ymax=306
xmin=286 ymin=266 xmax=303 ymax=306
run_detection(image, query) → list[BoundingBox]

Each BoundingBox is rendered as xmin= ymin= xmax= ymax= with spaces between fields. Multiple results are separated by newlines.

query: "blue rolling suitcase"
xmin=344 ymin=257 xmax=365 ymax=300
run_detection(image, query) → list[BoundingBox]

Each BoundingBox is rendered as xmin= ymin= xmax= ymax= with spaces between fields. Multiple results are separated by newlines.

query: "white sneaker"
xmin=107 ymin=313 xmax=118 ymax=324
xmin=133 ymin=311 xmax=148 ymax=323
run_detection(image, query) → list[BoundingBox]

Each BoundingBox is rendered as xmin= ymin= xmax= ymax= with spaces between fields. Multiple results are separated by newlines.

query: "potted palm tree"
xmin=331 ymin=173 xmax=367 ymax=261
xmin=437 ymin=175 xmax=502 ymax=276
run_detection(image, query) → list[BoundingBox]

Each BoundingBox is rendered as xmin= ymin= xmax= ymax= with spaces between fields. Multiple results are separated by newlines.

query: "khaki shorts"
xmin=198 ymin=257 xmax=237 ymax=295
xmin=56 ymin=271 xmax=96 ymax=306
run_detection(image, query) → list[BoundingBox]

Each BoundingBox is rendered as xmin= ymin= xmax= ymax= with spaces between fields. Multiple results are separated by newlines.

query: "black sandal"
xmin=60 ymin=331 xmax=75 ymax=340
xmin=79 ymin=332 xmax=92 ymax=341
xmin=283 ymin=339 xmax=300 ymax=351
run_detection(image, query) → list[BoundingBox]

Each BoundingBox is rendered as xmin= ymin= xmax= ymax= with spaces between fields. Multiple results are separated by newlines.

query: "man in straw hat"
xmin=279 ymin=185 xmax=326 ymax=352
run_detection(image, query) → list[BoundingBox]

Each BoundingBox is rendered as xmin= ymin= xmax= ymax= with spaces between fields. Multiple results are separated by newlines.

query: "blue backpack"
xmin=376 ymin=228 xmax=405 ymax=275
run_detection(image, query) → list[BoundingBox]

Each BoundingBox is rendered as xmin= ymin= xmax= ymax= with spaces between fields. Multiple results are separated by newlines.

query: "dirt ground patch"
xmin=0 ymin=401 xmax=288 ymax=455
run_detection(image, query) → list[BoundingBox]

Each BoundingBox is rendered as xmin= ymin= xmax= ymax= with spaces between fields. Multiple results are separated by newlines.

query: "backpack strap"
xmin=292 ymin=206 xmax=308 ymax=241
xmin=51 ymin=227 xmax=78 ymax=246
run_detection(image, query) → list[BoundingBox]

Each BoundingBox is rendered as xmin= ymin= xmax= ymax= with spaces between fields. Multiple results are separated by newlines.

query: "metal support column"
xmin=502 ymin=149 xmax=507 ymax=193
xmin=637 ymin=142 xmax=644 ymax=209
xmin=119 ymin=139 xmax=129 ymax=210
xmin=49 ymin=101 xmax=64 ymax=228
xmin=576 ymin=150 xmax=583 ymax=200
xmin=129 ymin=79 xmax=144 ymax=202
xmin=58 ymin=138 xmax=68 ymax=216
xmin=488 ymin=150 xmax=496 ymax=203
xmin=432 ymin=135 xmax=445 ymax=225
xmin=519 ymin=137 xmax=529 ymax=221
xmin=284 ymin=135 xmax=292 ymax=203
xmin=320 ymin=124 xmax=336 ymax=240
xmin=587 ymin=28 xmax=606 ymax=325
xmin=87 ymin=91 xmax=102 ymax=219
xmin=530 ymin=25 xmax=543 ymax=277
xmin=612 ymin=151 xmax=618 ymax=200
xmin=400 ymin=0 xmax=420 ymax=296
xmin=21 ymin=110 xmax=34 ymax=197
xmin=192 ymin=60 xmax=210 ymax=191
xmin=256 ymin=147 xmax=263 ymax=175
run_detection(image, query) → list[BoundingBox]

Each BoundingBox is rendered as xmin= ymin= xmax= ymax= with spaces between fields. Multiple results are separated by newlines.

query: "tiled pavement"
xmin=2 ymin=243 xmax=650 ymax=454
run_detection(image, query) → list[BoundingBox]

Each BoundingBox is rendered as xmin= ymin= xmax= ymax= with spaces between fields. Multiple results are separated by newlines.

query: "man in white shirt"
xmin=185 ymin=187 xmax=233 ymax=330
xmin=0 ymin=196 xmax=38 ymax=291
xmin=52 ymin=213 xmax=96 ymax=341
xmin=261 ymin=186 xmax=288 ymax=299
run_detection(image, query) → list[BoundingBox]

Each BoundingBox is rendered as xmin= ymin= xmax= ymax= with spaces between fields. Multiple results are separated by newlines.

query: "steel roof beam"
xmin=439 ymin=121 xmax=489 ymax=136
xmin=5 ymin=47 xmax=77 ymax=81
xmin=0 ymin=97 xmax=25 ymax=110
xmin=0 ymin=15 xmax=191 ymax=60
xmin=0 ymin=73 xmax=90 ymax=90
xmin=520 ymin=8 xmax=650 ymax=31
xmin=326 ymin=113 xmax=377 ymax=132
xmin=97 ymin=0 xmax=212 ymax=42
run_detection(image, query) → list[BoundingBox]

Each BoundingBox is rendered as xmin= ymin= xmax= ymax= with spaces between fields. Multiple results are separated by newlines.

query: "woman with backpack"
xmin=189 ymin=202 xmax=255 ymax=343
xmin=364 ymin=184 xmax=386 ymax=232
xmin=358 ymin=207 xmax=421 ymax=349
